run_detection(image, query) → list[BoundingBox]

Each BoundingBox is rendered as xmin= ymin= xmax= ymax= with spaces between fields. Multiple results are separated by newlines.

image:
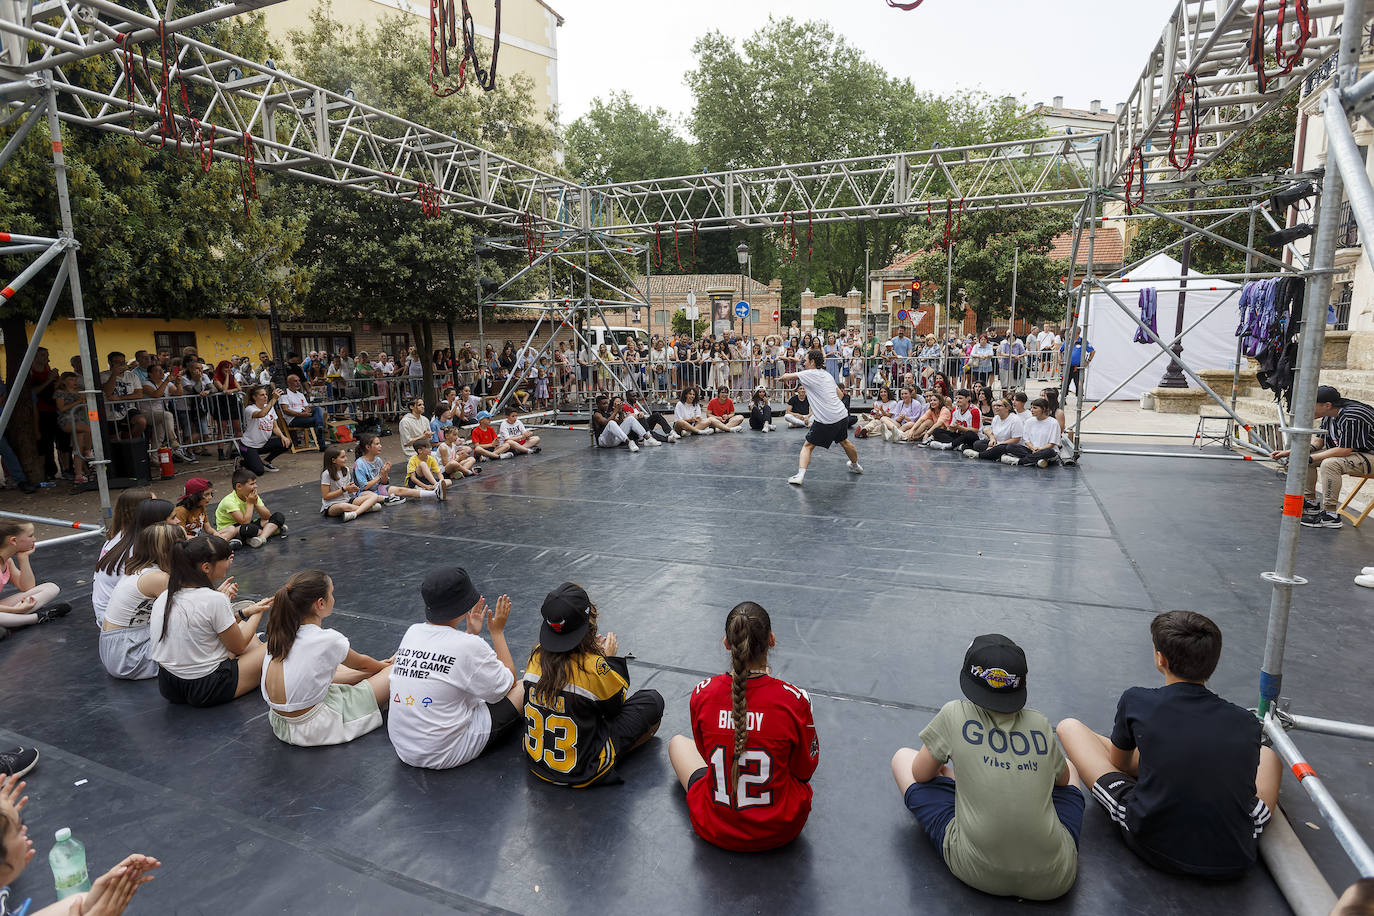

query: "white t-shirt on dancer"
xmin=387 ymin=622 xmax=516 ymax=769
xmin=794 ymin=369 xmax=847 ymax=425
xmin=1023 ymin=416 xmax=1060 ymax=451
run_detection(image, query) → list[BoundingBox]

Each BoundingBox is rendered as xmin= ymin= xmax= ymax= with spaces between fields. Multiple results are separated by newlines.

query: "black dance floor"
xmin=3 ymin=426 xmax=1372 ymax=915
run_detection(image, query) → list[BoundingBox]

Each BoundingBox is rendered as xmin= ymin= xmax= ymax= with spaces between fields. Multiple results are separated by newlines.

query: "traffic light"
xmin=909 ymin=280 xmax=922 ymax=306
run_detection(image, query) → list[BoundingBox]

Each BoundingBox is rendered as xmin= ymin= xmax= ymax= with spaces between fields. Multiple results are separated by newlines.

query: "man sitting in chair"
xmin=1272 ymin=385 xmax=1374 ymax=530
xmin=279 ymin=373 xmax=327 ymax=451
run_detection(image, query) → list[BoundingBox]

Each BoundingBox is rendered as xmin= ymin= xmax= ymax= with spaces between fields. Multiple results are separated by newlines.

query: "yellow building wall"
xmin=1 ymin=317 xmax=276 ymax=373
xmin=260 ymin=0 xmax=560 ymax=118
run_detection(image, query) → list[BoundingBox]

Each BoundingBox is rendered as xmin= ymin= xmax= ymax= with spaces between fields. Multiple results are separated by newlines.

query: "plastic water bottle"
xmin=49 ymin=828 xmax=91 ymax=898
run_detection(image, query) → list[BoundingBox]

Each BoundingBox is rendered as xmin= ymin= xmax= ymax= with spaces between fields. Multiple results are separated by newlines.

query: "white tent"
xmin=1079 ymin=252 xmax=1241 ymax=401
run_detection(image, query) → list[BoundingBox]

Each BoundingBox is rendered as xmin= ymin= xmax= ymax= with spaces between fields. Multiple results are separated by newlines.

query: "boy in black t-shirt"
xmin=784 ymin=388 xmax=812 ymax=428
xmin=1056 ymin=611 xmax=1281 ymax=878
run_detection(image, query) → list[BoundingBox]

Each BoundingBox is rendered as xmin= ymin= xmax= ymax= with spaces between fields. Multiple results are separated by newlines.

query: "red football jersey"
xmin=686 ymin=673 xmax=819 ymax=852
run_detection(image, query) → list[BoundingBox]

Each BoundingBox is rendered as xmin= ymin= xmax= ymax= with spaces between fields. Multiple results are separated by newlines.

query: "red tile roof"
xmin=1049 ymin=228 xmax=1123 ymax=265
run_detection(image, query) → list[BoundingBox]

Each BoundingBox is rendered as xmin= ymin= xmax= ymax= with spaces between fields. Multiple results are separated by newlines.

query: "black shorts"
xmin=157 ymin=657 xmax=239 ymax=708
xmin=1091 ymin=771 xmax=1270 ymax=878
xmin=805 ymin=417 xmax=850 ymax=449
xmin=606 ymin=689 xmax=665 ymax=755
xmin=687 ymin=766 xmax=709 ymax=790
xmin=477 ymin=697 xmax=523 ymax=758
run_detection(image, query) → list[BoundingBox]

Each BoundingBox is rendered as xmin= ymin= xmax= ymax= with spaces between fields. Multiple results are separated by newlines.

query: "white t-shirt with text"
xmin=387 ymin=623 xmax=515 ymax=769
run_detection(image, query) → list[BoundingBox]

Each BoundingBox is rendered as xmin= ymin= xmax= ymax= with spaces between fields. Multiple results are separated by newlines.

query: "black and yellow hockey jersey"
xmin=522 ymin=651 xmax=629 ymax=787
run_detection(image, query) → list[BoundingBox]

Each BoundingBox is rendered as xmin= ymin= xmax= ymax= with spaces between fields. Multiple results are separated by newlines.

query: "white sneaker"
xmin=767 ymin=423 xmax=776 ymax=431
xmin=702 ymin=428 xmax=715 ymax=435
xmin=962 ymin=449 xmax=980 ymax=458
xmin=643 ymin=436 xmax=662 ymax=447
xmin=999 ymin=454 xmax=1019 ymax=466
xmin=1362 ymin=566 xmax=1374 ymax=576
xmin=758 ymin=424 xmax=769 ymax=432
xmin=342 ymin=511 xmax=358 ymax=522
xmin=628 ymin=440 xmax=640 ymax=452
xmin=731 ymin=424 xmax=743 ymax=432
xmin=787 ymin=471 xmax=805 ymax=486
xmin=248 ymin=535 xmax=266 ymax=548
xmin=498 ymin=452 xmax=513 ymax=460
xmin=847 ymin=461 xmax=863 ymax=474
xmin=1036 ymin=458 xmax=1050 ymax=468
xmin=368 ymin=503 xmax=383 ymax=513
xmin=668 ymin=431 xmax=680 ymax=441
xmin=1356 ymin=574 xmax=1374 ymax=588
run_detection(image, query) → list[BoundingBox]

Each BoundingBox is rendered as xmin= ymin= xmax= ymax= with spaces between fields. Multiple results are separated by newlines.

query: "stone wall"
xmin=800 ymin=289 xmax=862 ymax=331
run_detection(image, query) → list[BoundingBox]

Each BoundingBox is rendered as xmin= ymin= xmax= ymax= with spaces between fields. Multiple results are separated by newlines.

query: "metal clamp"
xmin=1261 ymin=571 xmax=1309 ymax=586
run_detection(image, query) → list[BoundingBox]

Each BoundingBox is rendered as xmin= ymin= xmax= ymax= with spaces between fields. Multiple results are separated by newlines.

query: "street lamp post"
xmin=736 ymin=242 xmax=749 ymax=335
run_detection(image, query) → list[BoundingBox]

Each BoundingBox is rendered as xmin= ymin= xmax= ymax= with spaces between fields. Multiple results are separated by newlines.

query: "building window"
xmin=653 ymin=309 xmax=669 ymax=328
xmin=381 ymin=333 xmax=410 ymax=357
xmin=154 ymin=331 xmax=197 ymax=357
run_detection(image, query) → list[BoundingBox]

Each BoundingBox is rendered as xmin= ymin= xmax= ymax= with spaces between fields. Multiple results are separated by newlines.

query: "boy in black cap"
xmin=386 ymin=567 xmax=525 ymax=769
xmin=891 ymin=634 xmax=1084 ymax=900
xmin=1270 ymin=384 xmax=1374 ymax=529
xmin=522 ymin=582 xmax=664 ymax=787
xmin=1057 ymin=610 xmax=1280 ymax=878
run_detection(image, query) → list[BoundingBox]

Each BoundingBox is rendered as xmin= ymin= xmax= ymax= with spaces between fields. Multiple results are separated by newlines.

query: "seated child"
xmin=469 ymin=412 xmax=512 ymax=460
xmin=261 ymin=570 xmax=392 ymax=747
xmin=0 ymin=520 xmax=71 ymax=637
xmin=387 ymin=567 xmax=525 ymax=768
xmin=497 ymin=407 xmax=542 ymax=456
xmin=405 ymin=437 xmax=450 ymax=500
xmin=101 ymin=522 xmax=183 ymax=680
xmin=437 ymin=425 xmax=479 ymax=477
xmin=214 ymin=467 xmax=285 ymax=548
xmin=668 ymin=602 xmax=818 ymax=851
xmin=173 ymin=478 xmax=235 ymax=539
xmin=891 ymin=634 xmax=1083 ymax=901
xmin=522 ymin=582 xmax=664 ymax=787
xmin=1057 ymin=610 xmax=1280 ymax=879
xmin=353 ymin=432 xmax=433 ymax=502
xmin=320 ymin=445 xmax=383 ymax=521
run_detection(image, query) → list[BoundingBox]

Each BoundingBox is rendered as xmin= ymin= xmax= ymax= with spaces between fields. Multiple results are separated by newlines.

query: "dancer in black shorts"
xmin=779 ymin=350 xmax=862 ymax=486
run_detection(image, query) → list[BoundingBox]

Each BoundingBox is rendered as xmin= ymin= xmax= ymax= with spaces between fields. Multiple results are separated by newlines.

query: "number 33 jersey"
xmin=687 ymin=673 xmax=820 ymax=851
xmin=523 ymin=652 xmax=631 ymax=787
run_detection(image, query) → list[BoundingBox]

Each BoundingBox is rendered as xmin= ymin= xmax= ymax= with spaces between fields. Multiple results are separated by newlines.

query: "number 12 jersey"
xmin=686 ymin=673 xmax=819 ymax=851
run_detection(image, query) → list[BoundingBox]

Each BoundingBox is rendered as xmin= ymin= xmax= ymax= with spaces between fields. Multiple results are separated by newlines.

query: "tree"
xmin=902 ymin=204 xmax=1072 ymax=330
xmin=0 ymin=4 xmax=303 ymax=480
xmin=281 ymin=6 xmax=556 ymax=409
xmin=1126 ymin=99 xmax=1298 ymax=275
xmin=670 ymin=309 xmax=708 ymax=339
xmin=564 ymin=92 xmax=699 ymax=185
xmin=683 ymin=18 xmax=1039 ymax=306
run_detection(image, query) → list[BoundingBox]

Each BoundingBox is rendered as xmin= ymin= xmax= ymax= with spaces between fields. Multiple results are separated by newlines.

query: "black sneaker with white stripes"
xmin=1300 ymin=510 xmax=1343 ymax=529
xmin=0 ymin=746 xmax=38 ymax=778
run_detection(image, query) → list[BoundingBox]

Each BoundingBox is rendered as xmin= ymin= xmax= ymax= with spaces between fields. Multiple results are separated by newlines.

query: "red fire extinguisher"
xmin=157 ymin=446 xmax=175 ymax=479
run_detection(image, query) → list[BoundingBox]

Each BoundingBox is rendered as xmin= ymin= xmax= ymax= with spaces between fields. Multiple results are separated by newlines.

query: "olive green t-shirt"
xmin=919 ymin=699 xmax=1078 ymax=900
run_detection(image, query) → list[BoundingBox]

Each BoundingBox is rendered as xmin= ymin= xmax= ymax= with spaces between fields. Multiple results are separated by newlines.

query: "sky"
xmin=553 ymin=0 xmax=1182 ymax=129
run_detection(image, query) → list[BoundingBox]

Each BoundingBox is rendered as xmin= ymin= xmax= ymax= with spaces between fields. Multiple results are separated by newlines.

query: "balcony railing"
xmin=1339 ymin=200 xmax=1361 ymax=248
xmin=1331 ymin=283 xmax=1353 ymax=331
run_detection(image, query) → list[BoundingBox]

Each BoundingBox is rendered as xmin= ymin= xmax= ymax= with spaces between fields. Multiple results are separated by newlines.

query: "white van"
xmin=580 ymin=325 xmax=651 ymax=355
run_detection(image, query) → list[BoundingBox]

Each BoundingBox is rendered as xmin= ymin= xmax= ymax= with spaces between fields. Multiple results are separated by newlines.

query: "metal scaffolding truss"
xmin=1101 ymin=0 xmax=1351 ymax=188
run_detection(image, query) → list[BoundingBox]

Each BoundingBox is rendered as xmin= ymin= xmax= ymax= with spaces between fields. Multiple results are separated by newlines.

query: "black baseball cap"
xmin=421 ymin=567 xmax=480 ymax=624
xmin=959 ymin=634 xmax=1028 ymax=714
xmin=1316 ymin=385 xmax=1343 ymax=405
xmin=539 ymin=582 xmax=592 ymax=652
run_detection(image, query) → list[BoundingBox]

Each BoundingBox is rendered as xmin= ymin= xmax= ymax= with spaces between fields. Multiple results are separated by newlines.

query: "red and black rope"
xmin=940 ymin=197 xmax=966 ymax=251
xmin=1124 ymin=144 xmax=1146 ymax=214
xmin=1250 ymin=0 xmax=1311 ymax=93
xmin=1166 ymin=73 xmax=1199 ymax=172
xmin=238 ymin=131 xmax=259 ymax=217
xmin=428 ymin=0 xmax=467 ymax=95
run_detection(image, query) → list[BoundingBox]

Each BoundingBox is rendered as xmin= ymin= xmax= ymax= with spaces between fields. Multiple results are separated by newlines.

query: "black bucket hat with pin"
xmin=959 ymin=633 xmax=1028 ymax=714
xmin=540 ymin=582 xmax=592 ymax=652
xmin=421 ymin=567 xmax=480 ymax=624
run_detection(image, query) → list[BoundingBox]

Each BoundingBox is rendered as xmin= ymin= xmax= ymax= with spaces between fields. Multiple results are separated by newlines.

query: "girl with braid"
xmin=668 ymin=602 xmax=820 ymax=851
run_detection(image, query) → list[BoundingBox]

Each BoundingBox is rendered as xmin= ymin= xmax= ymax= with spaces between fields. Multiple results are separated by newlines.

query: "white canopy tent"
xmin=1079 ymin=252 xmax=1242 ymax=401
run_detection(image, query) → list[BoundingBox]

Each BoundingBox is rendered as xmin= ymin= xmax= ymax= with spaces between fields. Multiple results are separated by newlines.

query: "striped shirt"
xmin=1325 ymin=399 xmax=1374 ymax=452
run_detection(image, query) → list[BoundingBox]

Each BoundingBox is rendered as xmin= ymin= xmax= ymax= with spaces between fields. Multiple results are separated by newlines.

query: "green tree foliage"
xmin=279 ymin=6 xmax=556 ymax=408
xmin=680 ymin=17 xmax=1037 ymax=304
xmin=565 ymin=92 xmax=699 ymax=185
xmin=670 ymin=309 xmax=709 ymax=339
xmin=1126 ymin=98 xmax=1298 ymax=275
xmin=902 ymin=204 xmax=1072 ymax=329
xmin=0 ymin=4 xmax=303 ymax=478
